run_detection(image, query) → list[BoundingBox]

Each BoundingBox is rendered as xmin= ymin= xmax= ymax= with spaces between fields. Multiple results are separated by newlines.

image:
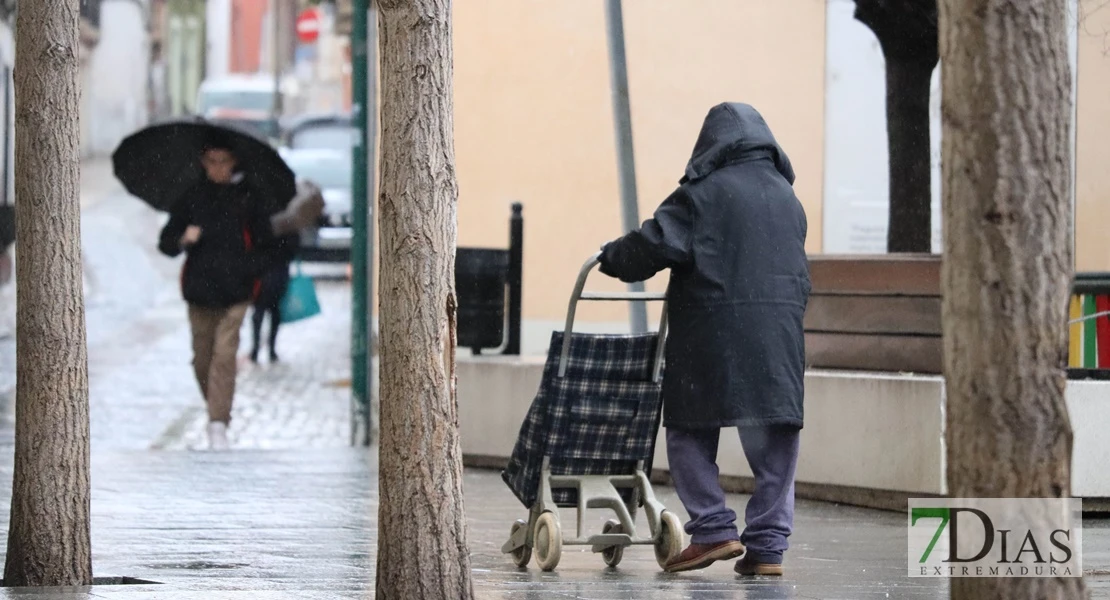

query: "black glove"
xmin=597 ymin=242 xmax=618 ymax=278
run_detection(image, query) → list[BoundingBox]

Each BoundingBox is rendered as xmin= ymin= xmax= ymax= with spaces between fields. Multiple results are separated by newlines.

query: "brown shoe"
xmin=664 ymin=540 xmax=746 ymax=573
xmin=734 ymin=554 xmax=784 ymax=576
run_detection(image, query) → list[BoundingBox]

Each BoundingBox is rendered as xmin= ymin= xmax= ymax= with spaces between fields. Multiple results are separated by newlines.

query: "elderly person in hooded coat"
xmin=598 ymin=102 xmax=810 ymax=576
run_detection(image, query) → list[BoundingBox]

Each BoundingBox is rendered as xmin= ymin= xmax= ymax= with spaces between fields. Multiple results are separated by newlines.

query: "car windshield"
xmin=289 ymin=125 xmax=356 ymax=150
xmin=198 ymin=90 xmax=274 ymax=114
xmin=210 ymin=117 xmax=279 ymax=140
xmin=284 ymin=154 xmax=351 ymax=190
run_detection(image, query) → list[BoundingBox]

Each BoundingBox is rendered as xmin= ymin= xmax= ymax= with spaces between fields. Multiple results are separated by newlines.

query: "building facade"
xmin=160 ymin=0 xmax=206 ymax=117
xmin=435 ymin=0 xmax=1110 ymax=348
xmin=86 ymin=0 xmax=152 ymax=156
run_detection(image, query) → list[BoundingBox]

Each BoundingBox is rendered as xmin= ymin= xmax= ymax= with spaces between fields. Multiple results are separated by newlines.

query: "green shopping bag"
xmin=279 ymin=261 xmax=321 ymax=323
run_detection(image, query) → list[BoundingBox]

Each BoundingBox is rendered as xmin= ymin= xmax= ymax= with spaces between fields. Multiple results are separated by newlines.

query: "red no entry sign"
xmin=296 ymin=8 xmax=321 ymax=45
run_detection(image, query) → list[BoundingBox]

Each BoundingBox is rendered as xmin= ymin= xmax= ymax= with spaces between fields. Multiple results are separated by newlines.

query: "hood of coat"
xmin=681 ymin=102 xmax=795 ymax=186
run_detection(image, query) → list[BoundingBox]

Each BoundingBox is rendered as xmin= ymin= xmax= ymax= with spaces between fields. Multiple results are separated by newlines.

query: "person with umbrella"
xmin=114 ymin=119 xmax=323 ymax=450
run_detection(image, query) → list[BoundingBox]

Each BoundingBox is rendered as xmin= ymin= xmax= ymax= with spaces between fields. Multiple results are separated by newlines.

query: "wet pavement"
xmin=0 ymin=170 xmax=1107 ymax=597
xmin=0 ymin=450 xmax=947 ymax=600
xmin=0 ymin=450 xmax=1104 ymax=599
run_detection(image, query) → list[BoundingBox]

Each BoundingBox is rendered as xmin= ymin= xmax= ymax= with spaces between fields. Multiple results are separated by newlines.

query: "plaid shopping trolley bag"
xmin=499 ymin=253 xmax=684 ymax=572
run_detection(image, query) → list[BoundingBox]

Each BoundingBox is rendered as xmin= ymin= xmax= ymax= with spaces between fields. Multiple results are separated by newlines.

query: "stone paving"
xmin=0 ymin=174 xmax=1109 ymax=597
xmin=162 ymin=280 xmax=354 ymax=452
xmin=0 ymin=167 xmax=360 ymax=453
xmin=0 ymin=449 xmax=1103 ymax=599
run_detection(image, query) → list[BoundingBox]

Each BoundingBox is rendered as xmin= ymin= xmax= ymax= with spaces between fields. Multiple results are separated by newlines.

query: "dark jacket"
xmin=599 ymin=103 xmax=811 ymax=429
xmin=158 ymin=178 xmax=279 ymax=308
xmin=254 ymin=233 xmax=299 ymax=309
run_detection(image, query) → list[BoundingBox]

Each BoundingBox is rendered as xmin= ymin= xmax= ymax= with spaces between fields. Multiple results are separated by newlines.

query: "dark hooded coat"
xmin=599 ymin=103 xmax=810 ymax=429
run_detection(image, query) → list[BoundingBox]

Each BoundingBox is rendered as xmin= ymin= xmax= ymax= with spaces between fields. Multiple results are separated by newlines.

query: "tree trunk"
xmin=4 ymin=0 xmax=92 ymax=588
xmin=939 ymin=0 xmax=1084 ymax=598
xmin=885 ymin=57 xmax=934 ymax=253
xmin=854 ymin=0 xmax=938 ymax=253
xmin=375 ymin=0 xmax=473 ymax=598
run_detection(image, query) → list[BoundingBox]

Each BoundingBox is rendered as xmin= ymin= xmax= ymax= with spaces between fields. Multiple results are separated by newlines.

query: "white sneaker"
xmin=207 ymin=421 xmax=230 ymax=451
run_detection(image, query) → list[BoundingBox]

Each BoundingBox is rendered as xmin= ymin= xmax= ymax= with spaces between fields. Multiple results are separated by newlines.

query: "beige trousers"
xmin=187 ymin=302 xmax=249 ymax=424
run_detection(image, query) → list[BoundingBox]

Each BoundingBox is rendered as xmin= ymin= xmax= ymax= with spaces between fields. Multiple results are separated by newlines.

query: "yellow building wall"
xmin=452 ymin=0 xmax=826 ymax=324
xmin=1075 ymin=5 xmax=1110 ymax=272
xmin=443 ymin=0 xmax=1103 ymax=332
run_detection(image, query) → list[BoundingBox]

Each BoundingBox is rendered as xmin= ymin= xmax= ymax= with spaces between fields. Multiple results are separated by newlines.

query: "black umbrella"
xmin=111 ymin=117 xmax=297 ymax=213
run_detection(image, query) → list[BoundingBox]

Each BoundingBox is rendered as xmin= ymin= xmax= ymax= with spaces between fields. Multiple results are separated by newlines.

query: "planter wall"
xmin=804 ymin=254 xmax=942 ymax=374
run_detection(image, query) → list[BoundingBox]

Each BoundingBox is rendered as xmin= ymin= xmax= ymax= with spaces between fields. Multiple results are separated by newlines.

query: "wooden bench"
xmin=804 ymin=254 xmax=942 ymax=374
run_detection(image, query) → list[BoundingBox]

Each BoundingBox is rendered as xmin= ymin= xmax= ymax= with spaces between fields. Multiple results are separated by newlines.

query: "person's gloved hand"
xmin=597 ymin=242 xmax=619 ymax=278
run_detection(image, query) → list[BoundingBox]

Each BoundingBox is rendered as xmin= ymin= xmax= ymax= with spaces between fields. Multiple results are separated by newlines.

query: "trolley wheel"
xmin=601 ymin=519 xmax=624 ymax=567
xmin=509 ymin=519 xmax=532 ymax=568
xmin=534 ymin=511 xmax=563 ymax=572
xmin=655 ymin=511 xmax=684 ymax=569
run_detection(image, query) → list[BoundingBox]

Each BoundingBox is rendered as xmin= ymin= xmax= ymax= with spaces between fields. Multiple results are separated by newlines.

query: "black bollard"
xmin=504 ymin=203 xmax=523 ymax=355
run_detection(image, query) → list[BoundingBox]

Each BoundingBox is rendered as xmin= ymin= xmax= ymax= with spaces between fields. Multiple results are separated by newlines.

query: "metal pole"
xmin=2 ymin=67 xmax=10 ymax=206
xmin=271 ymin=0 xmax=282 ymax=125
xmin=604 ymin=0 xmax=648 ymax=334
xmin=364 ymin=1 xmax=378 ymax=445
xmin=351 ymin=0 xmax=371 ymax=446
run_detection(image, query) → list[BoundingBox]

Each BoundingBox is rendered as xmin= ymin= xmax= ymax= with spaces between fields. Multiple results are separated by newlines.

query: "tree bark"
xmin=3 ymin=0 xmax=92 ymax=588
xmin=854 ymin=0 xmax=938 ymax=253
xmin=939 ymin=0 xmax=1084 ymax=598
xmin=375 ymin=0 xmax=473 ymax=598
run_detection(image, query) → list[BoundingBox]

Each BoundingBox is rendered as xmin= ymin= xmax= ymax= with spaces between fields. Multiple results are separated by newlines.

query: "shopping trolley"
xmin=499 ymin=253 xmax=683 ymax=572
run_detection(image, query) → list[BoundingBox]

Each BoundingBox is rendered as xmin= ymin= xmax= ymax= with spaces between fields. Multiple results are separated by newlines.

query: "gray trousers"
xmin=666 ymin=425 xmax=801 ymax=563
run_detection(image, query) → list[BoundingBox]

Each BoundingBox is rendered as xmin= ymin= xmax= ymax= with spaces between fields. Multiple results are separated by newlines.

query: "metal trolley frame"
xmin=500 ymin=253 xmax=683 ymax=571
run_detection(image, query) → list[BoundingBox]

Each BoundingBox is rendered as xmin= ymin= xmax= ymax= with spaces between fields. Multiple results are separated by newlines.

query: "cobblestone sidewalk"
xmin=1 ymin=180 xmax=361 ymax=453
xmin=161 ymin=278 xmax=355 ymax=451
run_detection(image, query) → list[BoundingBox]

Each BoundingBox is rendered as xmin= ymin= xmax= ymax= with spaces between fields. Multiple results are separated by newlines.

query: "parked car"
xmin=278 ymin=147 xmax=353 ymax=262
xmin=197 ymin=74 xmax=298 ymax=142
xmin=281 ymin=112 xmax=355 ymax=151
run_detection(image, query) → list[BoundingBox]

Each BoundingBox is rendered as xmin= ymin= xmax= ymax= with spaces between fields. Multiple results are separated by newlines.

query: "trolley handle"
xmin=558 ymin=253 xmax=668 ymax=383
